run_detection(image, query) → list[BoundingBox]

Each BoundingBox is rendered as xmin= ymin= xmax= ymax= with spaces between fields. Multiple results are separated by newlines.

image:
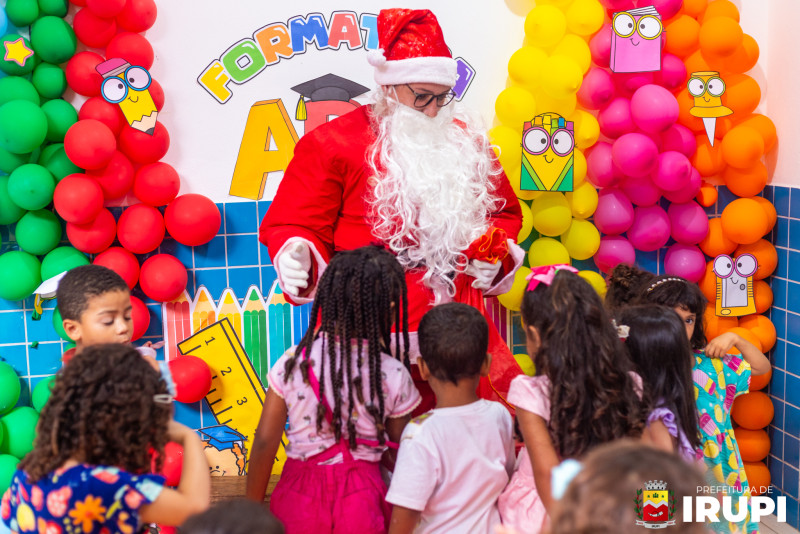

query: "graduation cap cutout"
xmin=291 ymin=73 xmax=369 ymax=121
xmin=197 ymin=425 xmax=246 ymax=451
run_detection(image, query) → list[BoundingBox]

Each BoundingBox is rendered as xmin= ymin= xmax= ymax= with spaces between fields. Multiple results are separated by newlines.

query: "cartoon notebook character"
xmin=520 ymin=112 xmax=574 ymax=192
xmin=610 ymin=6 xmax=663 ymax=73
xmin=713 ymin=253 xmax=757 ymax=316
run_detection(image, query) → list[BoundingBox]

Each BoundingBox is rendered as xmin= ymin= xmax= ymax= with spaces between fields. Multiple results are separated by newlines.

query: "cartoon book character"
xmin=520 ymin=112 xmax=574 ymax=192
xmin=97 ymin=57 xmax=158 ymax=135
xmin=689 ymin=71 xmax=733 ymax=146
xmin=610 ymin=6 xmax=663 ymax=73
xmin=713 ymin=253 xmax=757 ymax=316
xmin=199 ymin=425 xmax=248 ymax=476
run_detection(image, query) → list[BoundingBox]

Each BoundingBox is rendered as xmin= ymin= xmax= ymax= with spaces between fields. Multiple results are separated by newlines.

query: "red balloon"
xmin=87 ymin=151 xmax=134 ymax=199
xmin=65 ymin=51 xmax=104 ymax=97
xmin=130 ymin=294 xmax=149 ymax=341
xmin=169 ymin=355 xmax=212 ymax=403
xmin=86 ymin=0 xmax=125 ymax=18
xmin=134 ymin=162 xmax=179 ymax=206
xmin=165 ymin=194 xmax=221 ymax=246
xmin=64 ymin=119 xmax=117 ymax=170
xmin=79 ymin=97 xmax=126 ymax=137
xmin=117 ymin=204 xmax=165 ymax=254
xmin=54 ymin=174 xmax=104 ymax=224
xmin=73 ymin=8 xmax=117 ymax=48
xmin=66 ymin=208 xmax=117 ymax=254
xmin=106 ymin=32 xmax=154 ymax=70
xmin=116 ymin=0 xmax=157 ymax=32
xmin=160 ymin=441 xmax=183 ymax=486
xmin=119 ymin=122 xmax=170 ymax=164
xmin=149 ymin=78 xmax=164 ymax=111
xmin=140 ymin=254 xmax=187 ymax=303
xmin=93 ymin=246 xmax=139 ymax=289
xmin=70 ymin=0 xmax=87 ymax=5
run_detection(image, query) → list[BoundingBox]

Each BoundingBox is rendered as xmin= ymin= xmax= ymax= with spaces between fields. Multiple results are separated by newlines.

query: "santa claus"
xmin=259 ymin=8 xmax=524 ymax=411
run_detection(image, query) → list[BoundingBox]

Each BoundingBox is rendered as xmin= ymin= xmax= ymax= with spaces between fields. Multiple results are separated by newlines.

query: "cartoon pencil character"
xmin=713 ymin=253 xmax=757 ymax=316
xmin=610 ymin=6 xmax=663 ymax=73
xmin=97 ymin=57 xmax=158 ymax=135
xmin=198 ymin=424 xmax=248 ymax=476
xmin=689 ymin=71 xmax=733 ymax=146
xmin=520 ymin=112 xmax=574 ymax=192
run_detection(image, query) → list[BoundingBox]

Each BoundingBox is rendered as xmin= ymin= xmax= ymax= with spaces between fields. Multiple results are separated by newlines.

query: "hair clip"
xmin=612 ymin=319 xmax=630 ymax=340
xmin=525 ymin=264 xmax=579 ymax=292
xmin=153 ymin=394 xmax=174 ymax=404
xmin=551 ymin=459 xmax=584 ymax=500
xmin=645 ymin=277 xmax=684 ymax=293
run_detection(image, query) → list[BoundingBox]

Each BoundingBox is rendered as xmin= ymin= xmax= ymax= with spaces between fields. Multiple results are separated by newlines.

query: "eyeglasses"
xmin=404 ymin=84 xmax=455 ymax=109
xmin=101 ymin=66 xmax=152 ymax=104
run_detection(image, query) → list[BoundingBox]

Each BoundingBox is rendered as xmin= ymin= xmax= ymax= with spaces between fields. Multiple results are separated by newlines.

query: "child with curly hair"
xmin=0 ymin=344 xmax=210 ymax=533
xmin=246 ymin=246 xmax=421 ymax=534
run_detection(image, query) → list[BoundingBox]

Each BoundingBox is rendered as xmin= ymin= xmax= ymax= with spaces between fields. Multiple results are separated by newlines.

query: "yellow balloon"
xmin=572 ymin=110 xmax=600 ymax=150
xmin=489 ymin=125 xmax=522 ymax=171
xmin=578 ymin=270 xmax=607 ymax=297
xmin=518 ymin=200 xmax=534 ymax=242
xmin=528 ymin=237 xmax=571 ymax=267
xmin=497 ymin=265 xmax=531 ymax=312
xmin=510 ymin=163 xmax=544 ymax=201
xmin=560 ymin=218 xmax=600 ymax=260
xmin=536 ymin=0 xmax=574 ymax=8
xmin=495 ymin=86 xmax=537 ymax=130
xmin=508 ymin=46 xmax=549 ymax=90
xmin=525 ymin=5 xmax=567 ymax=48
xmin=566 ymin=0 xmax=605 ymax=36
xmin=565 ymin=181 xmax=598 ymax=219
xmin=514 ymin=353 xmax=536 ymax=376
xmin=531 ymin=192 xmax=572 ymax=236
xmin=540 ymin=55 xmax=583 ymax=100
xmin=534 ymin=89 xmax=577 ymax=118
xmin=553 ymin=34 xmax=592 ymax=74
xmin=573 ymin=148 xmax=587 ymax=186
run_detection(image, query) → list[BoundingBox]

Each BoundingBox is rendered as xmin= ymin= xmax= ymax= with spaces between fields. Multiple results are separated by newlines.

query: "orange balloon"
xmin=699 ymin=217 xmax=736 ymax=257
xmin=677 ymin=89 xmax=705 ymax=133
xmin=726 ymin=326 xmax=763 ymax=355
xmin=739 ymin=314 xmax=776 ymax=352
xmin=735 ymin=239 xmax=777 ymax=280
xmin=723 ymin=34 xmax=760 ymax=74
xmin=699 ymin=17 xmax=743 ymax=58
xmin=701 ymin=0 xmax=740 ymax=22
xmin=731 ymin=391 xmax=773 ymax=430
xmin=738 ymin=114 xmax=777 ymax=153
xmin=751 ymin=197 xmax=777 ymax=231
xmin=721 ymin=126 xmax=764 ymax=169
xmin=696 ymin=182 xmax=718 ymax=207
xmin=725 ymin=74 xmax=762 ymax=117
xmin=743 ymin=461 xmax=771 ymax=495
xmin=692 ymin=135 xmax=726 ymax=177
xmin=749 ymin=365 xmax=772 ymax=392
xmin=665 ymin=15 xmax=700 ymax=58
xmin=722 ymin=162 xmax=767 ymax=197
xmin=753 ymin=280 xmax=773 ymax=315
xmin=684 ymin=49 xmax=711 ymax=75
xmin=734 ymin=428 xmax=770 ymax=461
xmin=704 ymin=303 xmax=738 ymax=341
xmin=682 ymin=0 xmax=708 ymax=18
xmin=720 ymin=198 xmax=768 ymax=245
xmin=715 ymin=116 xmax=735 ymax=139
xmin=699 ymin=262 xmax=717 ymax=303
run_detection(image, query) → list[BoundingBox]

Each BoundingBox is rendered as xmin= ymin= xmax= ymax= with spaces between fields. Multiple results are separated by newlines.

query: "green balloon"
xmin=41 ymin=246 xmax=88 ymax=280
xmin=37 ymin=0 xmax=68 ymax=17
xmin=6 ymin=0 xmax=39 ymax=27
xmin=32 ymin=375 xmax=55 ymax=413
xmin=63 ymin=341 xmax=75 ymax=352
xmin=8 ymin=163 xmax=54 ymax=210
xmin=15 ymin=209 xmax=62 ymax=255
xmin=30 ymin=16 xmax=76 ymax=65
xmin=0 ymin=100 xmax=48 ymax=154
xmin=41 ymin=99 xmax=77 ymax=143
xmin=0 ymin=454 xmax=18 ymax=495
xmin=0 ymin=77 xmax=40 ymax=107
xmin=52 ymin=306 xmax=70 ymax=341
xmin=0 ymin=146 xmax=32 ymax=174
xmin=32 ymin=62 xmax=67 ymax=100
xmin=0 ymin=34 xmax=37 ymax=76
xmin=0 ymin=406 xmax=39 ymax=459
xmin=0 ymin=362 xmax=21 ymax=416
xmin=0 ymin=250 xmax=42 ymax=301
xmin=0 ymin=175 xmax=26 ymax=225
xmin=39 ymin=143 xmax=81 ymax=181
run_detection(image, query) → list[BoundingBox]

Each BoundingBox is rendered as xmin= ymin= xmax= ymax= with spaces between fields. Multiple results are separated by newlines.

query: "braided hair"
xmin=283 ymin=246 xmax=409 ymax=449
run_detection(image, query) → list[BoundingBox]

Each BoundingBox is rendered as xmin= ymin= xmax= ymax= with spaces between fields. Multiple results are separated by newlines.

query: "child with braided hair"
xmin=246 ymin=246 xmax=421 ymax=534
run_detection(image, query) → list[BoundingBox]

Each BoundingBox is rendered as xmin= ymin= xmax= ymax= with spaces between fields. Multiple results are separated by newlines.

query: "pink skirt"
xmin=270 ymin=443 xmax=391 ymax=534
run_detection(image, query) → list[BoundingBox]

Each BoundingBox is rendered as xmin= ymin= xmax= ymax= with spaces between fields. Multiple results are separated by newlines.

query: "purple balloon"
xmin=663 ymin=167 xmax=702 ymax=203
xmin=598 ymin=98 xmax=634 ymax=139
xmin=577 ymin=68 xmax=616 ymax=110
xmin=595 ymin=235 xmax=636 ymax=273
xmin=627 ymin=205 xmax=670 ymax=251
xmin=667 ymin=200 xmax=709 ymax=245
xmin=586 ymin=142 xmax=623 ymax=188
xmin=631 ymin=85 xmax=679 ymax=134
xmin=589 ymin=25 xmax=612 ymax=69
xmin=639 ymin=0 xmax=683 ymax=19
xmin=661 ymin=124 xmax=697 ymax=158
xmin=664 ymin=243 xmax=706 ymax=282
xmin=652 ymin=151 xmax=692 ymax=191
xmin=594 ymin=188 xmax=635 ymax=235
xmin=612 ymin=133 xmax=659 ymax=178
xmin=655 ymin=53 xmax=688 ymax=91
xmin=621 ymin=175 xmax=661 ymax=206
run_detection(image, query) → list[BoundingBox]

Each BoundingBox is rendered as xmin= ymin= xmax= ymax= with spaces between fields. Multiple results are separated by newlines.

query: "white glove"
xmin=465 ymin=259 xmax=503 ymax=291
xmin=277 ymin=242 xmax=312 ymax=297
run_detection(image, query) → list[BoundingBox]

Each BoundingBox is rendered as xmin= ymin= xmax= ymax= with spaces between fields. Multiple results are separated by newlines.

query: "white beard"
xmin=367 ymin=88 xmax=502 ymax=304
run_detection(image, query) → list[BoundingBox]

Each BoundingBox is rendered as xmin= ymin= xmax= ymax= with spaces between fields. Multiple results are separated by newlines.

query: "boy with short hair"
xmin=386 ymin=303 xmax=515 ymax=534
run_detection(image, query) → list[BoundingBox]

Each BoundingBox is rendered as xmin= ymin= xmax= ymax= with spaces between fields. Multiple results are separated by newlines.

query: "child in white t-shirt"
xmin=386 ymin=303 xmax=515 ymax=534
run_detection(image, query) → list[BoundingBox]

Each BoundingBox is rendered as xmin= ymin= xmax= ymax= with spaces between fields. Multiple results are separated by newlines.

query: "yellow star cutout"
xmin=4 ymin=38 xmax=33 ymax=67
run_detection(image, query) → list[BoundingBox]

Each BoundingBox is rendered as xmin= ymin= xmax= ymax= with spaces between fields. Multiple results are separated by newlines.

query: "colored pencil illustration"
xmin=218 ymin=288 xmax=243 ymax=341
xmin=266 ymin=280 xmax=293 ymax=373
xmin=243 ymin=286 xmax=269 ymax=385
xmin=192 ymin=287 xmax=216 ymax=333
xmin=163 ymin=291 xmax=191 ymax=361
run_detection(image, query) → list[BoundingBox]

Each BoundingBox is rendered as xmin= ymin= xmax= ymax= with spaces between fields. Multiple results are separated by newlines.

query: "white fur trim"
xmin=367 ymin=48 xmax=387 ymax=67
xmin=373 ymin=56 xmax=458 ymax=87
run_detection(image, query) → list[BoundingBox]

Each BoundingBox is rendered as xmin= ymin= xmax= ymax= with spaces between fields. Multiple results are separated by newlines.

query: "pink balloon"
xmin=638 ymin=0 xmax=683 ymax=19
xmin=661 ymin=124 xmax=697 ymax=158
xmin=577 ymin=68 xmax=616 ymax=110
xmin=620 ymin=175 xmax=661 ymax=206
xmin=594 ymin=188 xmax=635 ymax=235
xmin=589 ymin=25 xmax=612 ymax=69
xmin=615 ymin=72 xmax=654 ymax=97
xmin=627 ymin=205 xmax=670 ymax=251
xmin=595 ymin=235 xmax=636 ymax=273
xmin=663 ymin=167 xmax=702 ymax=203
xmin=664 ymin=244 xmax=706 ymax=282
xmin=631 ymin=85 xmax=679 ymax=134
xmin=598 ymin=0 xmax=635 ymax=9
xmin=612 ymin=133 xmax=659 ymax=178
xmin=652 ymin=151 xmax=692 ymax=191
xmin=587 ymin=142 xmax=623 ymax=188
xmin=667 ymin=200 xmax=709 ymax=245
xmin=655 ymin=54 xmax=687 ymax=90
xmin=599 ymin=98 xmax=635 ymax=139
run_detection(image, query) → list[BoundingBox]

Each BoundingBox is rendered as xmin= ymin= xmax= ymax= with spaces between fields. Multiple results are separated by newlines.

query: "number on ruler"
xmin=237 ymin=397 xmax=247 ymax=405
xmin=204 ymin=336 xmax=216 ymax=345
xmin=221 ymin=366 xmax=232 ymax=376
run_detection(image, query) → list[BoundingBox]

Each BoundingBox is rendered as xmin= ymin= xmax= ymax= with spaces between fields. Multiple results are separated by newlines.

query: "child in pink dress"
xmin=498 ymin=266 xmax=648 ymax=533
xmin=246 ymin=247 xmax=421 ymax=534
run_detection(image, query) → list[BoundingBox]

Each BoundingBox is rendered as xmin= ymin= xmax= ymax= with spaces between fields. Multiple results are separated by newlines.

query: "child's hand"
xmin=142 ymin=341 xmax=166 ymax=350
xmin=706 ymin=332 xmax=741 ymax=359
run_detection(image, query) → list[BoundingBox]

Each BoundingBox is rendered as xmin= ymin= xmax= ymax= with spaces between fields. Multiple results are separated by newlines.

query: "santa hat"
xmin=367 ymin=9 xmax=458 ymax=87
